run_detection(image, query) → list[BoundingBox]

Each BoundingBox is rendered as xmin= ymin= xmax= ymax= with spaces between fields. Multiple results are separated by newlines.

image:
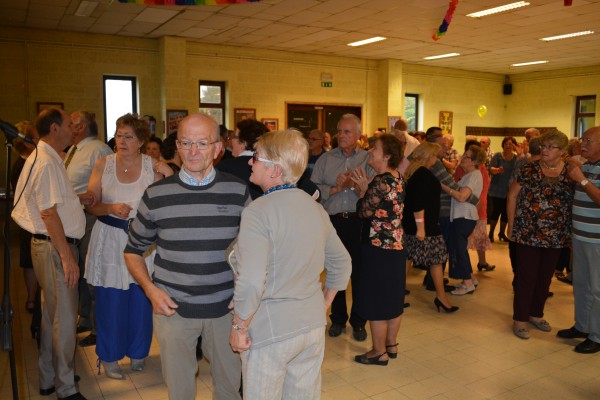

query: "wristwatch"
xmin=581 ymin=179 xmax=589 ymax=187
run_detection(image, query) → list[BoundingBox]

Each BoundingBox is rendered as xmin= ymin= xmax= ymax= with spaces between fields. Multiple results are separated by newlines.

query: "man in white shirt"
xmin=65 ymin=111 xmax=113 ymax=346
xmin=12 ymin=108 xmax=90 ymax=400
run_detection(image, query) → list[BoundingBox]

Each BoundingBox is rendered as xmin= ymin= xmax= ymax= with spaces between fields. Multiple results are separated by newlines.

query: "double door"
xmin=286 ymin=103 xmax=362 ymax=135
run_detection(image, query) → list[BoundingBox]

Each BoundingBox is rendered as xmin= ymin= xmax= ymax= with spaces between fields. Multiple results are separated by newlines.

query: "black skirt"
xmin=355 ymin=244 xmax=406 ymax=321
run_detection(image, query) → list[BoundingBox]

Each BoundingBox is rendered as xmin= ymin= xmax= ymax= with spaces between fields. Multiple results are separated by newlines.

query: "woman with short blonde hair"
xmin=230 ymin=129 xmax=351 ymax=398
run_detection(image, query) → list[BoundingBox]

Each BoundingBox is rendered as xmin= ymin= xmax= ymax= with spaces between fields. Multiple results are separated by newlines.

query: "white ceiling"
xmin=2 ymin=0 xmax=600 ymax=75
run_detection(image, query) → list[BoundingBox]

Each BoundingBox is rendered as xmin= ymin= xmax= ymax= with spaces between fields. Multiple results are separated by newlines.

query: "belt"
xmin=333 ymin=212 xmax=358 ymax=219
xmin=33 ymin=234 xmax=81 ymax=246
xmin=98 ymin=215 xmax=132 ymax=233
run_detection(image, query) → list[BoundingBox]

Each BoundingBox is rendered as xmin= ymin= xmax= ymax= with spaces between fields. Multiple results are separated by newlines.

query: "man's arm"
xmin=430 ymin=160 xmax=479 ymax=206
xmin=567 ymin=158 xmax=600 ymax=205
xmin=124 ymin=253 xmax=178 ymax=316
xmin=40 ymin=205 xmax=79 ymax=288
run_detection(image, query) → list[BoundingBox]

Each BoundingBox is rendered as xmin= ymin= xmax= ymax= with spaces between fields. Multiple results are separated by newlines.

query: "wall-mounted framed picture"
xmin=166 ymin=109 xmax=188 ymax=136
xmin=439 ymin=111 xmax=453 ymax=135
xmin=261 ymin=118 xmax=278 ymax=131
xmin=234 ymin=108 xmax=256 ymax=125
xmin=37 ymin=102 xmax=64 ymax=113
xmin=388 ymin=116 xmax=401 ymax=132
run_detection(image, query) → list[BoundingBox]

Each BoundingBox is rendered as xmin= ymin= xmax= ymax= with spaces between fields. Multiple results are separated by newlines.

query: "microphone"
xmin=0 ymin=119 xmax=36 ymax=145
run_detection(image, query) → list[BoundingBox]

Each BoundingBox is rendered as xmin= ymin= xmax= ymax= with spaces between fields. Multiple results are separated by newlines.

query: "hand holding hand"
xmin=349 ymin=167 xmax=369 ymax=195
xmin=111 ymin=203 xmax=133 ymax=219
xmin=79 ymin=191 xmax=96 ymax=207
xmin=566 ymin=157 xmax=584 ymax=182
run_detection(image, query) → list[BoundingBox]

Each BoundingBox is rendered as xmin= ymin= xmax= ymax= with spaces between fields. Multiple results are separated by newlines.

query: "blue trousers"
xmin=448 ymin=218 xmax=477 ymax=280
xmin=95 ymin=284 xmax=152 ymax=362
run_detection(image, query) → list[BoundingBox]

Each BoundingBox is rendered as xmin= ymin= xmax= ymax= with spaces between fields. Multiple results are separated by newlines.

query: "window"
xmin=103 ymin=76 xmax=137 ymax=141
xmin=575 ymin=95 xmax=596 ymax=137
xmin=404 ymin=93 xmax=419 ymax=132
xmin=199 ymin=80 xmax=225 ymax=125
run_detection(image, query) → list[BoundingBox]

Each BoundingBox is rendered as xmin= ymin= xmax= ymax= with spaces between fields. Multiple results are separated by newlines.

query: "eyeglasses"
xmin=252 ymin=152 xmax=278 ymax=164
xmin=582 ymin=138 xmax=599 ymax=144
xmin=462 ymin=154 xmax=472 ymax=159
xmin=540 ymin=144 xmax=561 ymax=150
xmin=307 ymin=137 xmax=323 ymax=142
xmin=227 ymin=135 xmax=239 ymax=141
xmin=176 ymin=139 xmax=218 ymax=150
xmin=115 ymin=134 xmax=137 ymax=142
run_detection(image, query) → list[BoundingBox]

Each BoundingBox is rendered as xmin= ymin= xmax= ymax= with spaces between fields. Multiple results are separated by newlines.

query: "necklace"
xmin=264 ymin=183 xmax=297 ymax=195
xmin=542 ymin=161 xmax=561 ymax=170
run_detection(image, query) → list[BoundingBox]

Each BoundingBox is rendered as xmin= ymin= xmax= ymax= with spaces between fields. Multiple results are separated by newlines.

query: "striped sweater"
xmin=572 ymin=160 xmax=600 ymax=243
xmin=124 ymin=170 xmax=250 ymax=319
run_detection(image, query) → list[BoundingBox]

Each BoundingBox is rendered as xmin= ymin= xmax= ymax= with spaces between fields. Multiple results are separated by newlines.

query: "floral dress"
xmin=355 ymin=172 xmax=407 ymax=320
xmin=357 ymin=172 xmax=405 ymax=250
xmin=512 ymin=162 xmax=574 ymax=248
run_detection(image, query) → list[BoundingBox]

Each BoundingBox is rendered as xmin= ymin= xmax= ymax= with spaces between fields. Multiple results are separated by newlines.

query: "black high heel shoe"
xmin=434 ymin=297 xmax=459 ymax=313
xmin=354 ymin=352 xmax=388 ymax=366
xmin=477 ymin=262 xmax=496 ymax=272
xmin=498 ymin=233 xmax=509 ymax=242
xmin=386 ymin=343 xmax=398 ymax=359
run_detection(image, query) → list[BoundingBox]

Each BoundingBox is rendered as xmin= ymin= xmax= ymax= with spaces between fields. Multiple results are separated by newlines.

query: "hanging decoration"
xmin=564 ymin=1 xmax=573 ymax=5
xmin=118 ymin=0 xmax=262 ymax=5
xmin=433 ymin=0 xmax=459 ymax=41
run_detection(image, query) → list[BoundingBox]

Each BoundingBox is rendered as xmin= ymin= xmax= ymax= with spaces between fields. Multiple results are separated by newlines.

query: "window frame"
xmin=199 ymin=80 xmax=226 ymax=125
xmin=575 ymin=95 xmax=596 ymax=138
xmin=404 ymin=93 xmax=419 ymax=132
xmin=103 ymin=75 xmax=137 ymax=141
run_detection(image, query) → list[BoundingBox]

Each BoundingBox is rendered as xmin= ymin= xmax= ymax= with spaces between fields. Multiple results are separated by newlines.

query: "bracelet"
xmin=415 ymin=218 xmax=424 ymax=222
xmin=232 ymin=321 xmax=248 ymax=331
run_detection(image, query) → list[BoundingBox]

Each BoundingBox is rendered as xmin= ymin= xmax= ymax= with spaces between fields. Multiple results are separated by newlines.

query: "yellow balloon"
xmin=477 ymin=105 xmax=488 ymax=118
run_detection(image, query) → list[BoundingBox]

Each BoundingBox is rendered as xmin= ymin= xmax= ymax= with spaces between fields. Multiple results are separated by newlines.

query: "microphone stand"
xmin=1 ymin=134 xmax=19 ymax=400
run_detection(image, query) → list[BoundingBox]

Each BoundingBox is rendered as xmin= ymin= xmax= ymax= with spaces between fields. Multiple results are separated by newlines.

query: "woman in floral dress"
xmin=350 ymin=134 xmax=406 ymax=366
xmin=507 ymin=129 xmax=574 ymax=339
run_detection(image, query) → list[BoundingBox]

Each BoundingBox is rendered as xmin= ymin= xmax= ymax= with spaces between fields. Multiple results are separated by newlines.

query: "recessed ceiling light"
xmin=540 ymin=30 xmax=594 ymax=41
xmin=467 ymin=1 xmax=530 ymax=18
xmin=347 ymin=37 xmax=386 ymax=47
xmin=75 ymin=1 xmax=98 ymax=17
xmin=423 ymin=53 xmax=460 ymax=60
xmin=511 ymin=60 xmax=548 ymax=67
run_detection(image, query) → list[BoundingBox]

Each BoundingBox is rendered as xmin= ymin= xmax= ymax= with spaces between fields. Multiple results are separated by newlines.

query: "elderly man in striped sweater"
xmin=124 ymin=113 xmax=250 ymax=400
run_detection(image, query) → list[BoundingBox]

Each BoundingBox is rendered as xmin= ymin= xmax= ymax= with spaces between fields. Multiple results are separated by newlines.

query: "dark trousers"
xmin=448 ymin=218 xmax=477 ymax=280
xmin=329 ymin=215 xmax=365 ymax=329
xmin=513 ymin=243 xmax=562 ymax=322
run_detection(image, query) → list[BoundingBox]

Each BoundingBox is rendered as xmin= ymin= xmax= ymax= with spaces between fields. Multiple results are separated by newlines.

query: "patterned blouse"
xmin=357 ymin=172 xmax=405 ymax=250
xmin=512 ymin=161 xmax=574 ymax=248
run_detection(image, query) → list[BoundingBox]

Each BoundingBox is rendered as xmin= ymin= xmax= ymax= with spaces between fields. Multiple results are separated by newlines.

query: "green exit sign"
xmin=321 ymin=82 xmax=333 ymax=87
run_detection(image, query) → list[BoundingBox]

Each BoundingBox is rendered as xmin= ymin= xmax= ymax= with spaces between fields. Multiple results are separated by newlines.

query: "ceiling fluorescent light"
xmin=424 ymin=53 xmax=460 ymax=60
xmin=467 ymin=1 xmax=529 ymax=18
xmin=511 ymin=60 xmax=548 ymax=67
xmin=75 ymin=1 xmax=98 ymax=17
xmin=348 ymin=37 xmax=386 ymax=47
xmin=540 ymin=30 xmax=594 ymax=41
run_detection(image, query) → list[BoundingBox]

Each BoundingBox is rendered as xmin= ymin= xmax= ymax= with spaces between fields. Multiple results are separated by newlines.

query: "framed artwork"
xmin=234 ymin=108 xmax=256 ymax=125
xmin=37 ymin=102 xmax=64 ymax=113
xmin=261 ymin=118 xmax=278 ymax=131
xmin=166 ymin=109 xmax=188 ymax=136
xmin=439 ymin=111 xmax=453 ymax=135
xmin=388 ymin=116 xmax=401 ymax=132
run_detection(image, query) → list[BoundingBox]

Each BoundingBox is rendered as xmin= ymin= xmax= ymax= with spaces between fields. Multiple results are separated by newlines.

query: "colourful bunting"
xmin=433 ymin=0 xmax=459 ymax=41
xmin=117 ymin=0 xmax=261 ymax=5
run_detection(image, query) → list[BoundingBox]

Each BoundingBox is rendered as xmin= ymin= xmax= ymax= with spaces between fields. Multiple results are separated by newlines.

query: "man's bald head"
xmin=524 ymin=128 xmax=540 ymax=142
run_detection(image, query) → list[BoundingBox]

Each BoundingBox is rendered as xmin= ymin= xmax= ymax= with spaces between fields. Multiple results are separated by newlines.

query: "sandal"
xmin=25 ymin=301 xmax=35 ymax=314
xmin=386 ymin=343 xmax=398 ymax=359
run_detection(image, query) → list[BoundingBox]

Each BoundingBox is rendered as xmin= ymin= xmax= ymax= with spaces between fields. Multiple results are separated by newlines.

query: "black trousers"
xmin=329 ymin=215 xmax=366 ymax=329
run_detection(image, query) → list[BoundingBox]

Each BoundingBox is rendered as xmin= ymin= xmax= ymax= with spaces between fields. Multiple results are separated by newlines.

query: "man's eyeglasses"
xmin=307 ymin=137 xmax=323 ymax=142
xmin=540 ymin=144 xmax=561 ymax=150
xmin=176 ymin=139 xmax=218 ymax=150
xmin=582 ymin=138 xmax=599 ymax=144
xmin=252 ymin=152 xmax=278 ymax=164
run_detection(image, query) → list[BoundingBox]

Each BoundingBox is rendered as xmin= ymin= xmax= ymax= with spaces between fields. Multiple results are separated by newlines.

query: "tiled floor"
xmin=1 ymin=234 xmax=599 ymax=399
